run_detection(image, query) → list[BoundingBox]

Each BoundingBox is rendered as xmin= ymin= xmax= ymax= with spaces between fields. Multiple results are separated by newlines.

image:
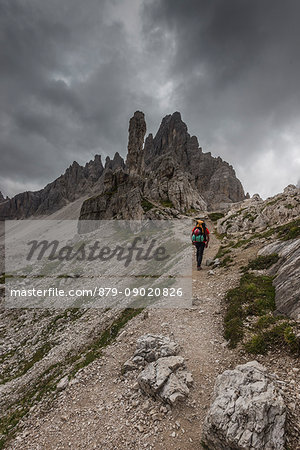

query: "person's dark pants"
xmin=195 ymin=242 xmax=205 ymax=267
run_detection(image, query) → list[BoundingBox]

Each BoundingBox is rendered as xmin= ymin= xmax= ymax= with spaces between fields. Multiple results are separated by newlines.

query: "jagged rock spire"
xmin=126 ymin=111 xmax=146 ymax=175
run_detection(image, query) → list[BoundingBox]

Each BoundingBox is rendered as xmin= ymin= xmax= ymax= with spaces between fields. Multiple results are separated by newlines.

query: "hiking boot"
xmin=197 ymin=266 xmax=202 ymax=271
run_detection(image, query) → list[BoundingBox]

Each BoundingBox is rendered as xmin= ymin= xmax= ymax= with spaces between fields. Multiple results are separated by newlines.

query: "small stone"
xmin=142 ymin=400 xmax=150 ymax=411
xmin=57 ymin=376 xmax=69 ymax=391
xmin=151 ymin=413 xmax=161 ymax=421
xmin=141 ymin=311 xmax=149 ymax=320
xmin=160 ymin=406 xmax=168 ymax=414
xmin=122 ymin=359 xmax=139 ymax=373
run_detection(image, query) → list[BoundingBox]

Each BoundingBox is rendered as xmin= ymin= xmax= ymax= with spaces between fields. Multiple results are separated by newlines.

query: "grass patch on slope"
xmin=245 ymin=323 xmax=299 ymax=354
xmin=141 ymin=198 xmax=155 ymax=212
xmin=277 ymin=217 xmax=300 ymax=240
xmin=224 ymin=273 xmax=275 ymax=347
xmin=215 ymin=246 xmax=231 ymax=259
xmin=208 ymin=212 xmax=225 ymax=222
xmin=243 ymin=253 xmax=279 ymax=271
xmin=160 ymin=199 xmax=175 ymax=208
xmin=224 ymin=273 xmax=298 ymax=355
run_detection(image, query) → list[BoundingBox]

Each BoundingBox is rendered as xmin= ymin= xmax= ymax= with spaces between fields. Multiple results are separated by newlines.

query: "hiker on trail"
xmin=191 ymin=219 xmax=210 ymax=270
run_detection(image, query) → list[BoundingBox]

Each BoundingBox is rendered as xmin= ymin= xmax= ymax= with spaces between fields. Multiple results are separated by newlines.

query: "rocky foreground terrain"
xmin=0 ymin=182 xmax=299 ymax=449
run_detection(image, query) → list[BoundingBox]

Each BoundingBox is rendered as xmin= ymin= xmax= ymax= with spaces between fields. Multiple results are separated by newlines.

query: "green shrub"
xmin=245 ymin=253 xmax=279 ymax=270
xmin=70 ymin=308 xmax=143 ymax=376
xmin=255 ymin=315 xmax=277 ymax=329
xmin=141 ymin=199 xmax=154 ymax=212
xmin=277 ymin=218 xmax=300 ymax=241
xmin=266 ymin=197 xmax=281 ymax=206
xmin=245 ymin=322 xmax=299 ymax=355
xmin=160 ymin=199 xmax=175 ymax=208
xmin=283 ymin=326 xmax=299 ymax=353
xmin=208 ymin=212 xmax=224 ymax=222
xmin=220 ymin=255 xmax=233 ymax=267
xmin=232 ymin=238 xmax=251 ymax=248
xmin=244 ymin=334 xmax=267 ymax=354
xmin=224 ymin=317 xmax=244 ymax=348
xmin=243 ymin=212 xmax=257 ymax=222
xmin=215 ymin=246 xmax=231 ymax=259
xmin=186 ymin=208 xmax=198 ymax=214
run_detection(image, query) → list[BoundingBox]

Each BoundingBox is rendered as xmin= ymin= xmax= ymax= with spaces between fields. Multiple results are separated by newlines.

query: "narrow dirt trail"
xmin=8 ymin=222 xmax=246 ymax=449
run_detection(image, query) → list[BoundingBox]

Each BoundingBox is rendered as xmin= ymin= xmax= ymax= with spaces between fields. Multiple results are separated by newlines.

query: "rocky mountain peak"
xmin=104 ymin=156 xmax=111 ymax=169
xmin=158 ymin=111 xmax=188 ymax=136
xmin=65 ymin=160 xmax=81 ymax=179
xmin=126 ymin=111 xmax=146 ymax=175
xmin=147 ymin=112 xmax=189 ymax=162
xmin=284 ymin=184 xmax=298 ymax=195
xmin=84 ymin=154 xmax=104 ymax=181
xmin=105 ymin=152 xmax=125 ymax=171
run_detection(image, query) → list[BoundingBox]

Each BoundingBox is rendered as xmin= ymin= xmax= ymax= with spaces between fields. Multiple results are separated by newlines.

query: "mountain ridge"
xmin=0 ymin=111 xmax=246 ymax=220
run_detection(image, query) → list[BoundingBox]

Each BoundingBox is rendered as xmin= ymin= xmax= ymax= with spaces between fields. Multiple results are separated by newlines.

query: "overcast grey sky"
xmin=1 ymin=0 xmax=300 ymax=199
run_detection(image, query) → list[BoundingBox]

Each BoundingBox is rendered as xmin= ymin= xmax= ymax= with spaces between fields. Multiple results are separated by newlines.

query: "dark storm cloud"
xmin=0 ymin=0 xmax=151 ymax=196
xmin=1 ymin=0 xmax=300 ymax=198
xmin=141 ymin=0 xmax=300 ymax=196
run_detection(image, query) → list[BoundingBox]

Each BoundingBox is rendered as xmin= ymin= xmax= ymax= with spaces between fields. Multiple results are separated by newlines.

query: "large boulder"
xmin=258 ymin=238 xmax=300 ymax=320
xmin=123 ymin=334 xmax=193 ymax=405
xmin=202 ymin=361 xmax=286 ymax=450
xmin=137 ymin=355 xmax=192 ymax=405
